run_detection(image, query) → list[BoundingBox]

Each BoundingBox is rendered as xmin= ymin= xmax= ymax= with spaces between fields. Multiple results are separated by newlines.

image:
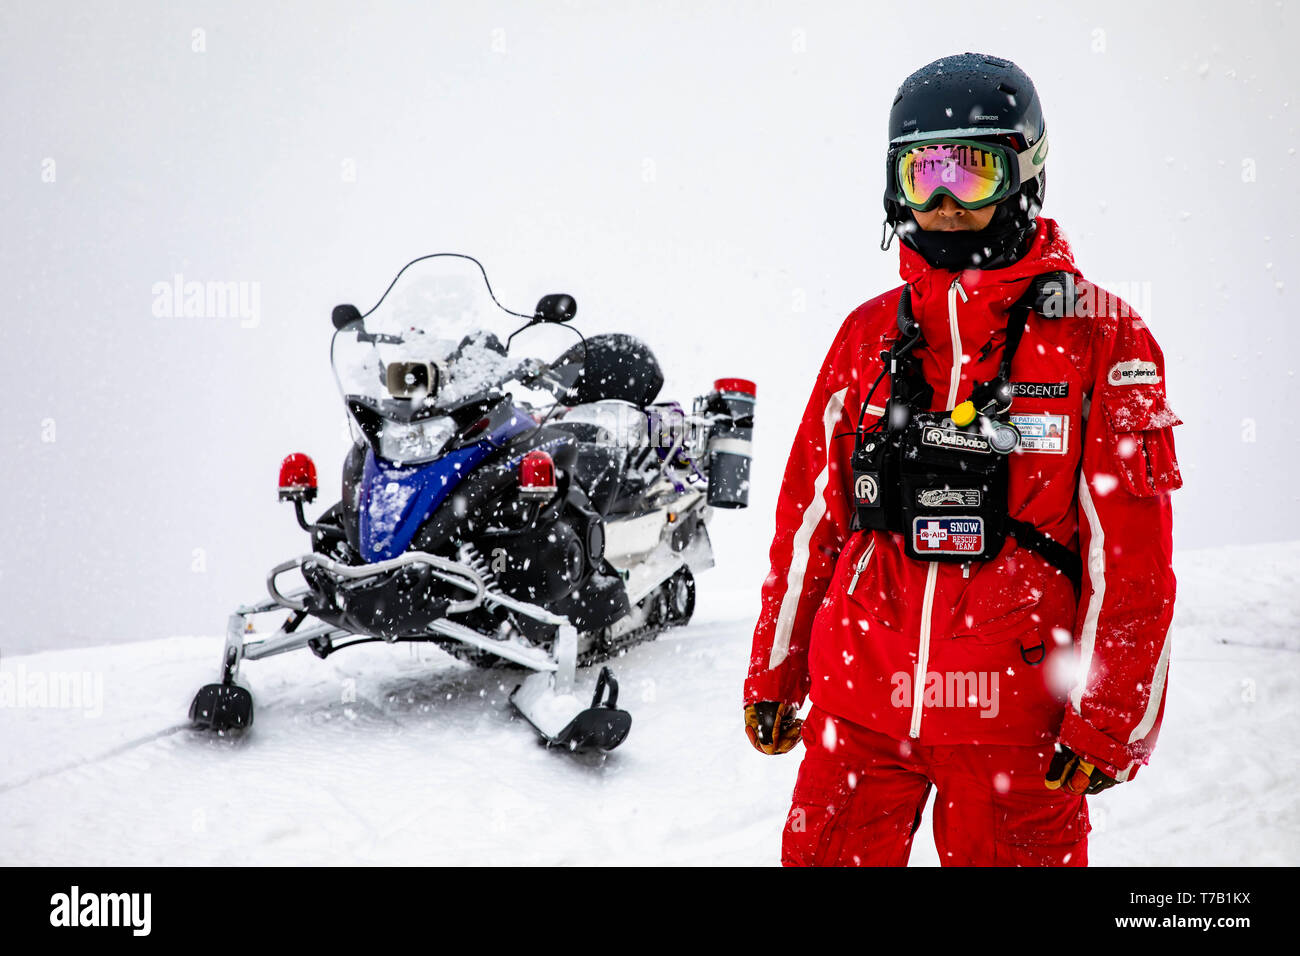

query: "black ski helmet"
xmin=882 ymin=53 xmax=1049 ymax=269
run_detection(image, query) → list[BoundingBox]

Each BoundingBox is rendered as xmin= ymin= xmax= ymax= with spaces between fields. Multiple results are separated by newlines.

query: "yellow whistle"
xmin=951 ymin=400 xmax=977 ymax=427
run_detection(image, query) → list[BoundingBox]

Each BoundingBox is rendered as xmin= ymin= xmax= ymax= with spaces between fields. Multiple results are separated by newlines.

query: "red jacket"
xmin=745 ymin=219 xmax=1182 ymax=781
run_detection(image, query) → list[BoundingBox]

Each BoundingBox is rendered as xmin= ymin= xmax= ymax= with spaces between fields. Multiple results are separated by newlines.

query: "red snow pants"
xmin=782 ymin=706 xmax=1090 ymax=867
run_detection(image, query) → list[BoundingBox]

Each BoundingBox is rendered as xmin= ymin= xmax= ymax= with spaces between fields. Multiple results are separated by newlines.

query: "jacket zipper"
xmin=848 ymin=539 xmax=875 ymax=595
xmin=909 ymin=276 xmax=967 ymax=739
xmin=945 ymin=275 xmax=968 ymax=407
xmin=910 ymin=563 xmax=940 ymax=738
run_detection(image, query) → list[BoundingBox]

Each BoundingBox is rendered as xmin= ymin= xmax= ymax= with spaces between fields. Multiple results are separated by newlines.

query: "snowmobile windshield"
xmin=331 ymin=254 xmax=565 ymax=415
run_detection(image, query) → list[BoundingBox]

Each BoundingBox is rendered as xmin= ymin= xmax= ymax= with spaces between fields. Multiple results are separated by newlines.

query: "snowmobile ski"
xmin=510 ymin=666 xmax=631 ymax=753
xmin=189 ymin=682 xmax=254 ymax=732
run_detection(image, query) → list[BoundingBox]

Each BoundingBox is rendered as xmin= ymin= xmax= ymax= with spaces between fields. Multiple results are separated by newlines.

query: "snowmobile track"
xmin=0 ymin=722 xmax=191 ymax=796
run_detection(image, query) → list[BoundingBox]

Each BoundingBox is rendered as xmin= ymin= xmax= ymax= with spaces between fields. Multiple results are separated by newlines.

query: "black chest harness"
xmin=849 ymin=274 xmax=1083 ymax=590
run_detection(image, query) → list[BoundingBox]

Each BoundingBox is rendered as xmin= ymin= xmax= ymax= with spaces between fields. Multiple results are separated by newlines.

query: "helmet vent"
xmin=997 ymin=81 xmax=1018 ymax=95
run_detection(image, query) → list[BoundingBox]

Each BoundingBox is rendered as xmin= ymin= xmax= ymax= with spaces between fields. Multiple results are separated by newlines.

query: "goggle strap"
xmin=1017 ymin=131 xmax=1048 ymax=185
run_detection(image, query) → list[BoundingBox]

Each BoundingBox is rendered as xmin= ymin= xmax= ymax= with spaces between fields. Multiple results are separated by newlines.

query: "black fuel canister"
xmin=703 ymin=378 xmax=755 ymax=509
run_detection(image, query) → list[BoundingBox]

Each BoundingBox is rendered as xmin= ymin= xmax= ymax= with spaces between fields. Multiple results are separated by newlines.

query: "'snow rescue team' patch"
xmin=1108 ymin=359 xmax=1161 ymax=386
xmin=911 ymin=516 xmax=985 ymax=555
xmin=1010 ymin=413 xmax=1069 ymax=454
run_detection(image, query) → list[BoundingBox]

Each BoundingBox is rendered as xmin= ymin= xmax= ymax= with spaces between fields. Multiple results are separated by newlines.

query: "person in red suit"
xmin=743 ymin=53 xmax=1183 ymax=867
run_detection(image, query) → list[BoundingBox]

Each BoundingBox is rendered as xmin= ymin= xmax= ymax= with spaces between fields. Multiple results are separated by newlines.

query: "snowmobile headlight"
xmin=378 ymin=415 xmax=458 ymax=464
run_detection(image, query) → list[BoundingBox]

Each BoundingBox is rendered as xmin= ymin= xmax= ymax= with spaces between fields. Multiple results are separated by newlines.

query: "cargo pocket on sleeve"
xmin=1100 ymin=391 xmax=1184 ymax=497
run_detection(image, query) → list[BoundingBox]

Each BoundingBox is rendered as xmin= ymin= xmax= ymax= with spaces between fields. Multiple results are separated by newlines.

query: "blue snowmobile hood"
xmin=357 ymin=414 xmax=533 ymax=562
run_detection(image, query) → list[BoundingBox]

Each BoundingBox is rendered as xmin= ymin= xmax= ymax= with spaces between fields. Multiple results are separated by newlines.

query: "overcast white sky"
xmin=2 ymin=0 xmax=1296 ymax=650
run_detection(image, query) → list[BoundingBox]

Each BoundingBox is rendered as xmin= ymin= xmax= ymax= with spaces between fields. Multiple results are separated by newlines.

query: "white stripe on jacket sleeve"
xmin=768 ymin=386 xmax=849 ymax=670
xmin=1073 ymin=469 xmax=1174 ymax=782
xmin=1128 ymin=618 xmax=1173 ymax=746
xmin=1071 ymin=470 xmax=1106 ymax=713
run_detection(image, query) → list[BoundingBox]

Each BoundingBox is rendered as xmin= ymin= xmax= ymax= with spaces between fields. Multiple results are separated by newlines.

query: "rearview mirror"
xmin=332 ymin=303 xmax=362 ymax=330
xmin=534 ymin=294 xmax=577 ymax=324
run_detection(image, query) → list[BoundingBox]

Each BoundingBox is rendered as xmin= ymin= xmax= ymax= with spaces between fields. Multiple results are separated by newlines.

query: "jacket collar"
xmin=898 ymin=217 xmax=1078 ymax=314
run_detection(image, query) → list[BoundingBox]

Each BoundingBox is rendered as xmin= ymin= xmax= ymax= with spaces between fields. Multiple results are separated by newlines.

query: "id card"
xmin=1010 ymin=413 xmax=1069 ymax=454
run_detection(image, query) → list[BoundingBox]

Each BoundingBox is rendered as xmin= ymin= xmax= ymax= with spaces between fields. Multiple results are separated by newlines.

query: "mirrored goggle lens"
xmin=897 ymin=142 xmax=1008 ymax=208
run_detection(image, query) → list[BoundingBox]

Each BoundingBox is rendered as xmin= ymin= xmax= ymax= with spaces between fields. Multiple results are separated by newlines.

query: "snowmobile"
xmin=189 ymin=253 xmax=755 ymax=752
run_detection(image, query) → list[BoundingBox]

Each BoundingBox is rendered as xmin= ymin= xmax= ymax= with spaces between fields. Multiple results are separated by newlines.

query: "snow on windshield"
xmin=332 ymin=256 xmax=529 ymax=408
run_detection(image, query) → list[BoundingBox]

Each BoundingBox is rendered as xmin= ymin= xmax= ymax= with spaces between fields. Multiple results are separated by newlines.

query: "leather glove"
xmin=744 ymin=701 xmax=803 ymax=755
xmin=1045 ymin=744 xmax=1117 ymax=795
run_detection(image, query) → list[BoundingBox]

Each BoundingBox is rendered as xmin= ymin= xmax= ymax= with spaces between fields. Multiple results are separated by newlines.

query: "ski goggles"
xmin=892 ymin=134 xmax=1047 ymax=211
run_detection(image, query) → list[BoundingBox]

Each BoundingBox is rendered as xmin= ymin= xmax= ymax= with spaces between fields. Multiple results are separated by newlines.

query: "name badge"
xmin=1010 ymin=413 xmax=1069 ymax=454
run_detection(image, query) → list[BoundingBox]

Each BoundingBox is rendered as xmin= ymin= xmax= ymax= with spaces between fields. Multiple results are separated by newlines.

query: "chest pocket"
xmin=1100 ymin=390 xmax=1184 ymax=496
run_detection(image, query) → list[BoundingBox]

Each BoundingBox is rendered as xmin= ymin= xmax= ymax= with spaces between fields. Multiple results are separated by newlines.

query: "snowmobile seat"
xmin=552 ymin=333 xmax=664 ymax=407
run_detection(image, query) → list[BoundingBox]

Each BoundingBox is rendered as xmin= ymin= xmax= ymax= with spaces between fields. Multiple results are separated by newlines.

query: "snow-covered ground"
xmin=1 ymin=541 xmax=1296 ymax=866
